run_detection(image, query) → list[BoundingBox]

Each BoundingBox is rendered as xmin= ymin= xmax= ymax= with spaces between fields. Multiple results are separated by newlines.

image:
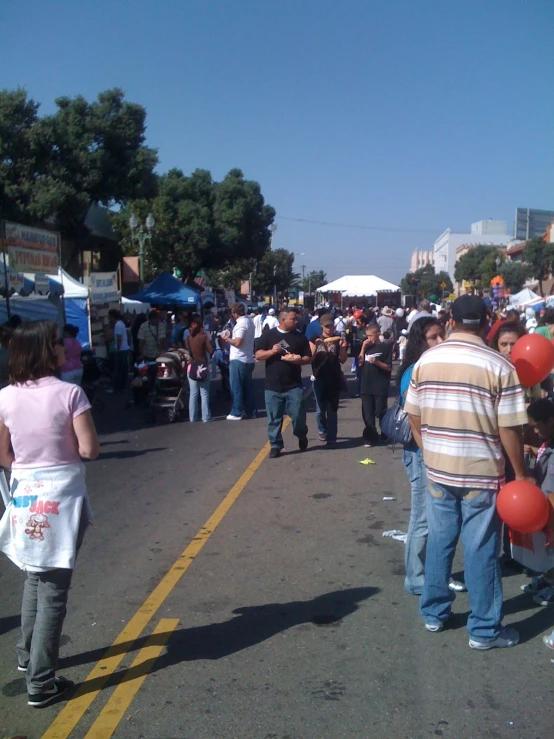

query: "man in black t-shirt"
xmin=255 ymin=310 xmax=312 ymax=458
xmin=358 ymin=324 xmax=392 ymax=446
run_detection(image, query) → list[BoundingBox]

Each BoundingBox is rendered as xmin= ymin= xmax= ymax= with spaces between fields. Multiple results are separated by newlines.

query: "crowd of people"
xmin=2 ymin=291 xmax=554 ymax=712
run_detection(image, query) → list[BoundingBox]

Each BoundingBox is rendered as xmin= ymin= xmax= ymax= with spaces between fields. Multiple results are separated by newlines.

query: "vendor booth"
xmin=0 ymin=267 xmax=91 ymax=348
xmin=317 ymin=275 xmax=401 ymax=308
xmin=132 ymin=272 xmax=202 ymax=309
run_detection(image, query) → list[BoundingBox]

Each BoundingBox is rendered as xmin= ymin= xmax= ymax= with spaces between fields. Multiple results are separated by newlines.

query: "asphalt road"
xmin=1 ymin=366 xmax=554 ymax=739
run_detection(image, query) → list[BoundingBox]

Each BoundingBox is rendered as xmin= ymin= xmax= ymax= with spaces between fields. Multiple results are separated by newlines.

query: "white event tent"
xmin=318 ymin=275 xmax=401 ymax=297
xmin=509 ymin=287 xmax=541 ymax=309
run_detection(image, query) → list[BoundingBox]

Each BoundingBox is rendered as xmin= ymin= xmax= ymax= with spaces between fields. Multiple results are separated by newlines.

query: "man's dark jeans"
xmin=265 ymin=387 xmax=307 ymax=449
xmin=114 ymin=350 xmax=130 ymax=392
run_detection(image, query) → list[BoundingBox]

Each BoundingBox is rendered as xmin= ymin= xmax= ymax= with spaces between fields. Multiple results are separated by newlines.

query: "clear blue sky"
xmin=2 ymin=0 xmax=553 ymax=284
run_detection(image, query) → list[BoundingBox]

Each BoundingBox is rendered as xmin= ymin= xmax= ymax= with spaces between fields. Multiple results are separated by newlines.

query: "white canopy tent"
xmin=122 ymin=296 xmax=150 ymax=314
xmin=22 ymin=268 xmax=89 ymax=299
xmin=509 ymin=287 xmax=541 ymax=309
xmin=318 ymin=275 xmax=401 ymax=297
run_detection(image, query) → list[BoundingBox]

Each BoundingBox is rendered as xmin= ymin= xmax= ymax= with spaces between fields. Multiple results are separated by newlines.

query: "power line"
xmin=276 ymin=215 xmax=442 ymax=235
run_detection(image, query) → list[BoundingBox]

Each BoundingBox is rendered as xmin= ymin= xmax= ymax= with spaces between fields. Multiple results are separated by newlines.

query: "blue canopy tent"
xmin=132 ymin=272 xmax=202 ymax=308
xmin=0 ymin=297 xmax=91 ymax=348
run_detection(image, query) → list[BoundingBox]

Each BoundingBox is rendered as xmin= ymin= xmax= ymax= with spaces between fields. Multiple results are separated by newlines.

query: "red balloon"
xmin=496 ymin=480 xmax=550 ymax=534
xmin=510 ymin=333 xmax=554 ymax=387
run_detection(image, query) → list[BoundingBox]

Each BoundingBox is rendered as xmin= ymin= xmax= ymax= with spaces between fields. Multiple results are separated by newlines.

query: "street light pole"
xmin=129 ymin=212 xmax=155 ymax=287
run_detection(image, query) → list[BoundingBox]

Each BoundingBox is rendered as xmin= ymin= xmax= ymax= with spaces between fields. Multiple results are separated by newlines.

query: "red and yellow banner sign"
xmin=4 ymin=221 xmax=59 ymax=275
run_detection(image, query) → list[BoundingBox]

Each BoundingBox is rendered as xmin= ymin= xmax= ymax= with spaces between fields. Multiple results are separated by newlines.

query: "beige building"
xmin=409 ymin=249 xmax=434 ymax=273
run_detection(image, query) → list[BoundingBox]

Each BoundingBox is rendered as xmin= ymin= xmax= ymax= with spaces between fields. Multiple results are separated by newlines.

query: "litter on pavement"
xmin=382 ymin=530 xmax=407 ymax=543
xmin=359 ymin=458 xmax=376 ymax=465
xmin=382 ymin=496 xmax=396 ymax=501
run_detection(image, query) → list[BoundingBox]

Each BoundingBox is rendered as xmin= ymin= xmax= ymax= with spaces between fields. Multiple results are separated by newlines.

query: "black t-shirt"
xmin=256 ymin=328 xmax=311 ymax=392
xmin=360 ymin=341 xmax=392 ymax=396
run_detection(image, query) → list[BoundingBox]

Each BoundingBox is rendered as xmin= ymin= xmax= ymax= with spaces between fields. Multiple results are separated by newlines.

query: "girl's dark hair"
xmin=63 ymin=323 xmax=79 ymax=338
xmin=0 ymin=324 xmax=13 ymax=349
xmin=489 ymin=322 xmax=525 ymax=352
xmin=527 ymin=398 xmax=554 ymax=423
xmin=189 ymin=317 xmax=203 ymax=337
xmin=397 ymin=317 xmax=442 ymax=386
xmin=9 ymin=320 xmax=59 ymax=384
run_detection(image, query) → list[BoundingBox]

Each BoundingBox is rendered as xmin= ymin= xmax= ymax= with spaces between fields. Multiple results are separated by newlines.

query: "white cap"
xmin=525 ymin=306 xmax=536 ymax=318
xmin=396 ymin=308 xmax=404 ymax=317
xmin=268 ymin=308 xmax=275 ymax=315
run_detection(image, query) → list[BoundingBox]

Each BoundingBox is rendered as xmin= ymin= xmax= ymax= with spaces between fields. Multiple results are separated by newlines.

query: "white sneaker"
xmin=469 ymin=626 xmax=519 ymax=650
xmin=448 ymin=578 xmax=467 ymax=592
xmin=226 ymin=414 xmax=242 ymax=421
xmin=425 ymin=622 xmax=444 ymax=633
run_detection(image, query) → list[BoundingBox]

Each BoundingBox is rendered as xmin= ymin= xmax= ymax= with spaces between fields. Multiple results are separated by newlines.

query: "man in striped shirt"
xmin=405 ymin=294 xmax=529 ymax=650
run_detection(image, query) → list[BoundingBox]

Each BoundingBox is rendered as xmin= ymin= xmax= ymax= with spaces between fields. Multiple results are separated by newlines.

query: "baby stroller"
xmin=146 ymin=348 xmax=189 ymax=423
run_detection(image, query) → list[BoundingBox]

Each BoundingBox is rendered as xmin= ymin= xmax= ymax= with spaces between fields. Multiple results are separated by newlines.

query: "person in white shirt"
xmin=108 ymin=309 xmax=130 ymax=393
xmin=253 ymin=310 xmax=264 ymax=339
xmin=263 ymin=308 xmax=279 ymax=330
xmin=221 ymin=303 xmax=257 ymax=420
xmin=334 ymin=310 xmax=347 ymax=334
xmin=407 ymin=300 xmax=433 ymax=331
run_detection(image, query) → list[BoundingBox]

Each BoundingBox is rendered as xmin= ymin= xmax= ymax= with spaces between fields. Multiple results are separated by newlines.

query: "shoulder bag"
xmin=381 ymin=393 xmax=413 ymax=448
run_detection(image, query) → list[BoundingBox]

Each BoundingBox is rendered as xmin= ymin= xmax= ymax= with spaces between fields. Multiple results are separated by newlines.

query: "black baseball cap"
xmin=452 ymin=295 xmax=487 ymax=326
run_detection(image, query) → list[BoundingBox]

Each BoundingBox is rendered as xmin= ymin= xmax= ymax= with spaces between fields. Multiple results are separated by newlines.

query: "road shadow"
xmin=59 ymin=586 xmax=379 ymax=695
xmin=98 ymin=447 xmax=167 ymax=460
xmin=99 ymin=440 xmax=129 ymax=447
xmin=286 ymin=437 xmax=365 ymax=455
xmin=92 ymin=376 xmax=271 ymax=436
xmin=449 ymin=592 xmax=554 ymax=643
xmin=0 ymin=614 xmax=20 ymax=636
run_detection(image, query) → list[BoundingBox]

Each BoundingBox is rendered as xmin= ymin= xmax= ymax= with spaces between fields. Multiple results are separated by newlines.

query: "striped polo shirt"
xmin=404 ymin=332 xmax=527 ymax=490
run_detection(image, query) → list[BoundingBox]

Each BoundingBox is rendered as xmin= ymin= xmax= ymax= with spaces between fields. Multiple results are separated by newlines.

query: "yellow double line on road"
xmin=42 ymin=426 xmax=288 ymax=739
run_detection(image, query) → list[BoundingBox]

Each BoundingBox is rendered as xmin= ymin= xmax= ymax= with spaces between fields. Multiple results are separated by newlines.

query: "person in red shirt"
xmin=486 ymin=309 xmax=521 ymax=345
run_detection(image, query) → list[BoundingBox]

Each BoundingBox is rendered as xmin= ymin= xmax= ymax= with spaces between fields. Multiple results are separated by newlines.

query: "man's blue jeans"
xmin=420 ymin=480 xmax=503 ymax=643
xmin=312 ymin=379 xmax=338 ymax=443
xmin=402 ymin=447 xmax=428 ymax=595
xmin=265 ymin=387 xmax=307 ymax=449
xmin=229 ymin=360 xmax=256 ymax=417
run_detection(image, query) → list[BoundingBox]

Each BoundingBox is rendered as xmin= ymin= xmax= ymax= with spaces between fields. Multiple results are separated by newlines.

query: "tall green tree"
xmin=112 ymin=168 xmax=275 ymax=281
xmin=254 ymin=248 xmax=297 ymax=296
xmin=400 ymin=264 xmax=453 ymax=299
xmin=0 ymin=87 xmax=158 ymax=261
xmin=523 ymin=236 xmax=554 ymax=296
xmin=300 ymin=269 xmax=327 ymax=293
xmin=453 ymin=245 xmax=498 ymax=287
xmin=498 ymin=260 xmax=532 ymax=293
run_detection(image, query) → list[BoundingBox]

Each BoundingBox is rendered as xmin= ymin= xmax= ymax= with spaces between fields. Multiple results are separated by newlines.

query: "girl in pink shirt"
xmin=60 ymin=324 xmax=83 ymax=385
xmin=0 ymin=320 xmax=99 ymax=708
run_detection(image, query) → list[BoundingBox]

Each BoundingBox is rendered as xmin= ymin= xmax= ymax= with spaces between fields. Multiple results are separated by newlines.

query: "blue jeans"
xmin=265 ymin=387 xmax=307 ymax=449
xmin=312 ymin=379 xmax=338 ymax=442
xmin=420 ymin=480 xmax=503 ymax=643
xmin=188 ymin=376 xmax=211 ymax=422
xmin=229 ymin=360 xmax=256 ymax=417
xmin=402 ymin=447 xmax=428 ymax=595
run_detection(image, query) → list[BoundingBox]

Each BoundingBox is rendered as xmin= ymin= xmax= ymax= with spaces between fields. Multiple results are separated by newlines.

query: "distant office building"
xmin=409 ymin=249 xmax=434 ymax=273
xmin=514 ymin=208 xmax=554 ymax=241
xmin=434 ymin=220 xmax=509 ymax=280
